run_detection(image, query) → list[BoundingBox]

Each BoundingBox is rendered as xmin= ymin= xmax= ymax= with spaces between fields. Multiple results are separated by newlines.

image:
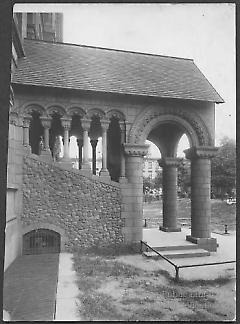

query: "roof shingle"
xmin=12 ymin=39 xmax=224 ymax=103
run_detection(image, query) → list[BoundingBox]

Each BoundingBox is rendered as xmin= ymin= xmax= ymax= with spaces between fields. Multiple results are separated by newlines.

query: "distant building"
xmin=14 ymin=12 xmax=63 ymax=42
xmin=143 ymin=157 xmax=160 ymax=179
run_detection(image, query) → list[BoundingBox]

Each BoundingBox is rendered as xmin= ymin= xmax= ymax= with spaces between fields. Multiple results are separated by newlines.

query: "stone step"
xmin=143 ymin=248 xmax=210 ymax=259
xmin=152 ymin=244 xmax=200 ymax=251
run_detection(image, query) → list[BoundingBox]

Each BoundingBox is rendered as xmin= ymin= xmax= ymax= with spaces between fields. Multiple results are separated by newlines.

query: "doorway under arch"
xmin=23 ymin=229 xmax=60 ymax=255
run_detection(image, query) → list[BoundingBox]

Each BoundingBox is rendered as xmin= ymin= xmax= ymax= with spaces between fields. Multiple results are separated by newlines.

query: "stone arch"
xmin=67 ymin=106 xmax=86 ymax=118
xmin=46 ymin=105 xmax=66 ymax=117
xmin=87 ymin=108 xmax=105 ymax=119
xmin=22 ymin=222 xmax=68 ymax=252
xmin=129 ymin=106 xmax=212 ymax=146
xmin=106 ymin=109 xmax=126 ymax=121
xmin=21 ymin=103 xmax=46 ymax=116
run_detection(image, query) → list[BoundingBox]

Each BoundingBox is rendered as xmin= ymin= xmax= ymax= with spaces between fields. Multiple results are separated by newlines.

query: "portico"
xmin=9 ymin=38 xmax=224 ymax=256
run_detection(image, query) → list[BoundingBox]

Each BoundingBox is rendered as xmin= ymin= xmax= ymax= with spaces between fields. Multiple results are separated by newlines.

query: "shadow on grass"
xmin=170 ymin=275 xmax=233 ymax=287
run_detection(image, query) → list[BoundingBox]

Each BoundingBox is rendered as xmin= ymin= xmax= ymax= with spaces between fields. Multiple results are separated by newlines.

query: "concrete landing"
xmin=142 ymin=228 xmax=211 ymax=259
xmin=142 ymin=228 xmax=236 ymax=270
xmin=143 ymin=227 xmax=194 ymax=247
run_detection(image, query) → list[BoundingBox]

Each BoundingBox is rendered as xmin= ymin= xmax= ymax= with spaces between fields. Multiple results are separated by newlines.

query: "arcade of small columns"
xmin=22 ymin=113 xmax=127 ymax=181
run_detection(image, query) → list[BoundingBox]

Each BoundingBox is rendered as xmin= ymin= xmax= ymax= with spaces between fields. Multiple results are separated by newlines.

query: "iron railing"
xmin=140 ymin=240 xmax=236 ymax=281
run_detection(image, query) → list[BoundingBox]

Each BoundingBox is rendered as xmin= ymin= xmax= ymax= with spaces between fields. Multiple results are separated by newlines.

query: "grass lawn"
xmin=72 ymin=198 xmax=235 ymax=321
xmin=73 ymin=248 xmax=235 ymax=321
xmin=143 ymin=198 xmax=236 ymax=232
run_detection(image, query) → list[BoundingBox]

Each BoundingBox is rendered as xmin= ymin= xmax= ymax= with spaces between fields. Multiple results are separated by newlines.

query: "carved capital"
xmin=81 ymin=118 xmax=91 ymax=131
xmin=101 ymin=119 xmax=110 ymax=131
xmin=9 ymin=112 xmax=19 ymax=126
xmin=61 ymin=117 xmax=72 ymax=130
xmin=40 ymin=116 xmax=52 ymax=129
xmin=90 ymin=139 xmax=98 ymax=149
xmin=184 ymin=146 xmax=218 ymax=160
xmin=119 ymin=121 xmax=125 ymax=132
xmin=124 ymin=143 xmax=149 ymax=157
xmin=23 ymin=115 xmax=32 ymax=128
xmin=158 ymin=157 xmax=181 ymax=168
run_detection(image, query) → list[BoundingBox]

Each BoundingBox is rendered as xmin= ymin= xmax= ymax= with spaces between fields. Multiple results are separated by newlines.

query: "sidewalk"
xmin=3 ymin=254 xmax=59 ymax=321
xmin=54 ymin=253 xmax=81 ymax=321
xmin=3 ymin=230 xmax=236 ymax=321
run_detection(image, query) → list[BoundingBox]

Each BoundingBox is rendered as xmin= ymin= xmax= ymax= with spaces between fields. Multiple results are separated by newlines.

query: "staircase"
xmin=143 ymin=243 xmax=210 ymax=259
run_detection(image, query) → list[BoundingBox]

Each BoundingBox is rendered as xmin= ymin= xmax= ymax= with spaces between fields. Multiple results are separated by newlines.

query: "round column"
xmin=77 ymin=137 xmax=83 ymax=170
xmin=90 ymin=138 xmax=98 ymax=175
xmin=119 ymin=121 xmax=127 ymax=182
xmin=99 ymin=119 xmax=110 ymax=179
xmin=40 ymin=116 xmax=52 ymax=160
xmin=60 ymin=117 xmax=72 ymax=161
xmin=185 ymin=146 xmax=218 ymax=251
xmin=159 ymin=157 xmax=181 ymax=232
xmin=124 ymin=143 xmax=149 ymax=245
xmin=81 ymin=118 xmax=91 ymax=171
xmin=23 ymin=115 xmax=32 ymax=153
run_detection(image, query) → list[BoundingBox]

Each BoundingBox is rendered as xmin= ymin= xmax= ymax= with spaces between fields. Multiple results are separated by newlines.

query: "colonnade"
xmin=22 ymin=114 xmax=127 ymax=180
xmin=22 ymin=113 xmax=218 ymax=250
xmin=157 ymin=147 xmax=218 ymax=251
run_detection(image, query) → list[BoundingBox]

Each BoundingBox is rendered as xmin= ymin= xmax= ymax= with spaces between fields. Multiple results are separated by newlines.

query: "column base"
xmin=99 ymin=169 xmax=111 ymax=180
xmin=24 ymin=145 xmax=32 ymax=154
xmin=119 ymin=176 xmax=128 ymax=184
xmin=186 ymin=235 xmax=218 ymax=252
xmin=159 ymin=226 xmax=181 ymax=232
xmin=81 ymin=163 xmax=91 ymax=172
xmin=58 ymin=161 xmax=73 ymax=169
xmin=40 ymin=149 xmax=52 ymax=162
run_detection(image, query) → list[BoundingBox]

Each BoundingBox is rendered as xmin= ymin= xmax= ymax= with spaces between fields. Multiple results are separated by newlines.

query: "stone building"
xmin=5 ymin=12 xmax=224 ymax=270
xmin=143 ymin=157 xmax=161 ymax=179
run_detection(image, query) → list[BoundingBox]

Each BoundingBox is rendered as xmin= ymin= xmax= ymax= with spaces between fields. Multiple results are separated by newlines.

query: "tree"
xmin=143 ymin=176 xmax=154 ymax=193
xmin=211 ymin=137 xmax=236 ymax=199
xmin=177 ymin=159 xmax=191 ymax=197
xmin=153 ymin=170 xmax=162 ymax=189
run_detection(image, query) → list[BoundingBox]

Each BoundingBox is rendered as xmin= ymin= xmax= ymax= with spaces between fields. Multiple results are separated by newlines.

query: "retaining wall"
xmin=22 ymin=155 xmax=124 ymax=251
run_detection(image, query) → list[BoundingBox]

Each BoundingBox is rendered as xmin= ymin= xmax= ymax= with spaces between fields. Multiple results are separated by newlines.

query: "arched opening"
xmin=29 ymin=111 xmax=43 ymax=155
xmin=49 ymin=112 xmax=63 ymax=159
xmin=107 ymin=117 xmax=121 ymax=182
xmin=23 ymin=229 xmax=60 ymax=254
xmin=89 ymin=115 xmax=102 ymax=175
xmin=142 ymin=121 xmax=191 ymax=230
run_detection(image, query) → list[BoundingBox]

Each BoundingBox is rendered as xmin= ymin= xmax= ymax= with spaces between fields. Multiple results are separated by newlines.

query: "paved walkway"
xmin=3 ymin=229 xmax=236 ymax=321
xmin=3 ymin=254 xmax=59 ymax=321
xmin=54 ymin=253 xmax=81 ymax=321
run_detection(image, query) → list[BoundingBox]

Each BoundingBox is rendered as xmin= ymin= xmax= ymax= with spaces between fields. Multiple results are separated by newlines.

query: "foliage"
xmin=143 ymin=176 xmax=154 ymax=193
xmin=211 ymin=137 xmax=236 ymax=199
xmin=177 ymin=159 xmax=191 ymax=197
xmin=153 ymin=170 xmax=162 ymax=189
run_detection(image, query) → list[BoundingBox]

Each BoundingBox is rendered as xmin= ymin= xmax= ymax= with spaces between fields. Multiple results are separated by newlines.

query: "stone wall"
xmin=22 ymin=155 xmax=123 ymax=251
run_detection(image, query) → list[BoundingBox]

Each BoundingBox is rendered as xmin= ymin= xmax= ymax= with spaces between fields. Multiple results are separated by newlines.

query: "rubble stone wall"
xmin=22 ymin=155 xmax=124 ymax=251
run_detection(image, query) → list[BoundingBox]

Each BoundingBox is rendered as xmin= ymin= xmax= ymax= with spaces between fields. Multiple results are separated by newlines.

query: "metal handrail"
xmin=178 ymin=260 xmax=236 ymax=269
xmin=140 ymin=240 xmax=236 ymax=281
xmin=140 ymin=240 xmax=180 ymax=280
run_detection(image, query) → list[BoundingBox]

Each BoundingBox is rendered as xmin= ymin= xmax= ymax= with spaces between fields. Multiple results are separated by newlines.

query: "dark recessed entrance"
xmin=23 ymin=229 xmax=60 ymax=255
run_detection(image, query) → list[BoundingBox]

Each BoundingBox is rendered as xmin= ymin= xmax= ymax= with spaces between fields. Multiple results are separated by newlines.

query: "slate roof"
xmin=12 ymin=39 xmax=224 ymax=103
